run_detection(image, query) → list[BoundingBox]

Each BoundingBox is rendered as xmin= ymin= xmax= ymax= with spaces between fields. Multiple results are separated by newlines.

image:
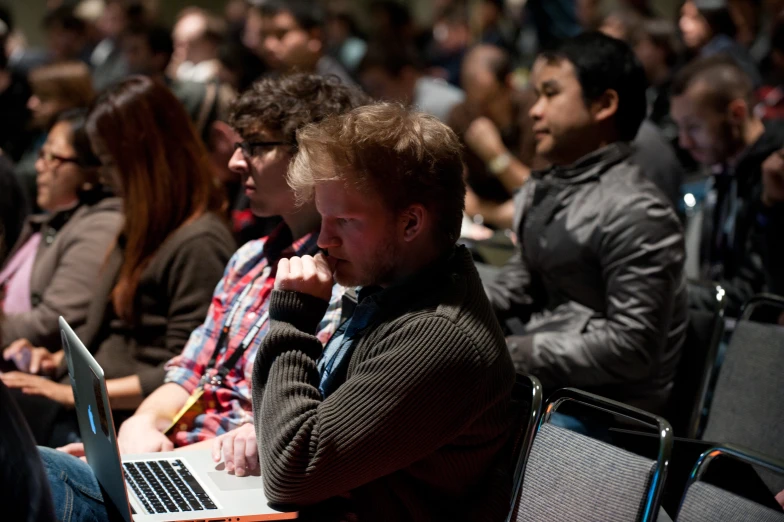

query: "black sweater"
xmin=252 ymin=245 xmax=517 ymax=521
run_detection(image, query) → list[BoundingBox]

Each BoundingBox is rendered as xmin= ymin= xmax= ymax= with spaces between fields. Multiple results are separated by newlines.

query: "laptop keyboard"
xmin=123 ymin=459 xmax=218 ymax=514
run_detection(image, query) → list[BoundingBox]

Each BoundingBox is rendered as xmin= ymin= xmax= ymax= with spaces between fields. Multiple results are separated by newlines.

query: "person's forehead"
xmin=674 ymin=81 xmax=720 ymax=118
xmin=531 ymin=57 xmax=578 ymax=85
xmin=174 ymin=14 xmax=206 ymax=40
xmin=273 ymin=11 xmax=303 ymax=30
xmin=315 ymin=179 xmax=377 ymax=216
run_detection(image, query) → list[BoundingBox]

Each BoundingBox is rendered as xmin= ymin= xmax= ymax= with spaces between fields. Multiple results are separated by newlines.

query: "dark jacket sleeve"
xmin=509 ymin=193 xmax=686 ymax=390
xmin=484 ymin=182 xmax=541 ymax=324
xmin=252 ymin=290 xmax=492 ymax=506
xmin=135 ymin=231 xmax=234 ymax=396
xmin=0 ymin=209 xmax=122 ymax=348
xmin=688 ymin=211 xmax=768 ymax=316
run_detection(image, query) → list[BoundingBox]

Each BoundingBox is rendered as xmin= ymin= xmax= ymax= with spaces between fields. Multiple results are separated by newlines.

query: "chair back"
xmin=504 ymin=373 xmax=543 ymax=522
xmin=667 ymin=284 xmax=725 ymax=438
xmin=676 ymin=445 xmax=784 ymax=522
xmin=702 ymin=295 xmax=784 ymax=492
xmin=513 ymin=389 xmax=672 ymax=522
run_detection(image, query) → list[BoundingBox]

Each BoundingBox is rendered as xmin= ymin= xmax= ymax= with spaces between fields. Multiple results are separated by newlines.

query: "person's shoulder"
xmin=167 ymin=213 xmax=235 ymax=254
xmin=431 ymin=248 xmax=509 ymax=359
xmin=601 ymin=156 xmax=674 ymax=209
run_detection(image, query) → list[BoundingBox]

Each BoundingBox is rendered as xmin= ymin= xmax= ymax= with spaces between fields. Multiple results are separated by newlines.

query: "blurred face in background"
xmin=680 ymin=1 xmax=712 ymax=50
xmin=97 ymin=1 xmax=128 ymax=40
xmin=262 ymin=11 xmax=320 ymax=71
xmin=28 ymin=91 xmax=70 ymax=130
xmin=172 ymin=12 xmax=210 ymax=65
xmin=35 ymin=120 xmax=86 ymax=211
xmin=671 ymin=83 xmax=740 ymax=166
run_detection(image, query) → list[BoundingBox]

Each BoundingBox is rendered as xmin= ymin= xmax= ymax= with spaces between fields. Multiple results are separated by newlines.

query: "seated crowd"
xmin=0 ymin=0 xmax=783 ymax=521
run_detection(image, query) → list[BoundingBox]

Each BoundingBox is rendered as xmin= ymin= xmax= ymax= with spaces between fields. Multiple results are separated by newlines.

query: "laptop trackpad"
xmin=207 ymin=462 xmax=263 ymax=491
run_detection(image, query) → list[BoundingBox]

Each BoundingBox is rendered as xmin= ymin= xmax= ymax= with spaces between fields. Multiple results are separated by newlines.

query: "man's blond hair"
xmin=289 ymin=103 xmax=466 ymax=249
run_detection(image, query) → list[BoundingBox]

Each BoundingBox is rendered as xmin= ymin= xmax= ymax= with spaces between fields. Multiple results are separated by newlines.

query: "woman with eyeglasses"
xmin=1 ymin=76 xmax=235 ymax=446
xmin=1 ymin=109 xmax=122 ymax=369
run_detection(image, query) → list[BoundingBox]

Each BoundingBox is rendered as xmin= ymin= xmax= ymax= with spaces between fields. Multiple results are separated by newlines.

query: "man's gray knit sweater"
xmin=252 ymin=245 xmax=517 ymax=521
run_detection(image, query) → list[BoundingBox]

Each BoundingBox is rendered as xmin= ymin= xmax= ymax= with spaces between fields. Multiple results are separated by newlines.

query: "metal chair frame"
xmin=537 ymin=388 xmax=674 ymax=522
xmin=677 ymin=444 xmax=784 ymax=519
xmin=505 ymin=373 xmax=543 ymax=522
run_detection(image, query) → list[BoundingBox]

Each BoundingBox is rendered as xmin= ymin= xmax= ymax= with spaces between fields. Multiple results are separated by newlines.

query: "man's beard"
xmin=334 ymin=237 xmax=401 ymax=288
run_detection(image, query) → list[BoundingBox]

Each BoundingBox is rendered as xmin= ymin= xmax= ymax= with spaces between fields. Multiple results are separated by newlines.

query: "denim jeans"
xmin=39 ymin=447 xmax=110 ymax=522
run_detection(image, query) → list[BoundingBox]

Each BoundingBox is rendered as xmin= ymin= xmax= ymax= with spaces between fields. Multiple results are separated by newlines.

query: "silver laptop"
xmin=59 ymin=316 xmax=297 ymax=522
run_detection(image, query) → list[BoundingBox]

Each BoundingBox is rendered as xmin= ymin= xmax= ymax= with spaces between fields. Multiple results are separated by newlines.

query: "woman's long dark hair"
xmin=86 ymin=75 xmax=224 ymax=322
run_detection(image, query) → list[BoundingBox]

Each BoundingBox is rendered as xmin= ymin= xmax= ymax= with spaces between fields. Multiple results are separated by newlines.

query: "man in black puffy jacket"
xmin=486 ymin=32 xmax=687 ymax=414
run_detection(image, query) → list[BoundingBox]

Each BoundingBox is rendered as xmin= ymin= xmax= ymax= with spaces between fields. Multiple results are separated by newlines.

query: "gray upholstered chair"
xmin=676 ymin=445 xmax=784 ymax=522
xmin=701 ymin=295 xmax=784 ymax=492
xmin=512 ymin=388 xmax=672 ymax=522
xmin=504 ymin=373 xmax=543 ymax=522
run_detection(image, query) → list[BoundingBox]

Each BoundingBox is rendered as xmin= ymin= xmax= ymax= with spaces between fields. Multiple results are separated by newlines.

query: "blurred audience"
xmin=671 ymin=56 xmax=784 ymax=314
xmin=486 ymin=32 xmax=687 ymax=414
xmin=755 ymin=13 xmax=784 ymax=121
xmin=88 ymin=0 xmax=132 ymax=91
xmin=325 ymin=10 xmax=367 ymax=75
xmin=170 ymin=7 xmax=225 ymax=83
xmin=450 ymin=44 xmax=541 ymax=227
xmin=261 ymin=0 xmax=355 ymax=86
xmin=0 ymin=6 xmax=33 ymax=163
xmin=41 ymin=5 xmax=91 ymax=65
xmin=0 ymin=152 xmax=27 ymax=265
xmin=358 ymin=43 xmax=464 ymax=122
xmin=679 ymin=0 xmax=762 ymax=87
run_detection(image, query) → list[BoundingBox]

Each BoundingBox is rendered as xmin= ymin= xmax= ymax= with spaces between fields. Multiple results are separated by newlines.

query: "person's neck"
xmin=649 ymin=63 xmax=670 ymax=87
xmin=381 ymin=240 xmax=442 ymax=289
xmin=47 ymin=197 xmax=80 ymax=214
xmin=489 ymin=91 xmax=514 ymax=132
xmin=554 ymin=135 xmax=616 ymax=168
xmin=282 ymin=205 xmax=322 ymax=240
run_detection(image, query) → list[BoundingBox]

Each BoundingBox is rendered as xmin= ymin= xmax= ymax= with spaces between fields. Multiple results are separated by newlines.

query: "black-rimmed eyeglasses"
xmin=234 ymin=140 xmax=288 ymax=158
xmin=38 ymin=149 xmax=80 ymax=165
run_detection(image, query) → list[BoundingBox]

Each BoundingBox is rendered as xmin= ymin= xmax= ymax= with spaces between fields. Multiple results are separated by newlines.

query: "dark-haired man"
xmin=486 ymin=32 xmax=687 ymax=413
xmin=261 ymin=0 xmax=355 ymax=86
xmin=251 ymin=103 xmax=516 ymax=521
xmin=671 ymin=56 xmax=784 ymax=315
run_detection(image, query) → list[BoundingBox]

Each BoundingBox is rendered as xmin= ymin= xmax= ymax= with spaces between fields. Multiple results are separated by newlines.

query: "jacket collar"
xmin=536 ymin=142 xmax=632 ymax=184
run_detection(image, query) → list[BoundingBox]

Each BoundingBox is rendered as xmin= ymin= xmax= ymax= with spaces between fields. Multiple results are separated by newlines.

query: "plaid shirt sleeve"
xmin=164 ymin=244 xmax=247 ymax=393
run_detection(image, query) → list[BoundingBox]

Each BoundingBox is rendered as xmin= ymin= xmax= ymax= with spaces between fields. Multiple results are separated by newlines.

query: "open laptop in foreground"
xmin=59 ymin=316 xmax=297 ymax=522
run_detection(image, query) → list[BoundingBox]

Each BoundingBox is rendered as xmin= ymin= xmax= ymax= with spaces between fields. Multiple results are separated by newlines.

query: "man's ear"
xmin=727 ymin=98 xmax=749 ymax=126
xmin=307 ymin=28 xmax=323 ymax=54
xmin=400 ymin=203 xmax=427 ymax=243
xmin=592 ymin=89 xmax=620 ymax=125
xmin=209 ymin=121 xmax=237 ymax=156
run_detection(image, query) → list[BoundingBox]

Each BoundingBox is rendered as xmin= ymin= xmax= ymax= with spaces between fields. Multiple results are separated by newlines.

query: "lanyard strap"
xmin=201 ymin=267 xmax=271 ymax=387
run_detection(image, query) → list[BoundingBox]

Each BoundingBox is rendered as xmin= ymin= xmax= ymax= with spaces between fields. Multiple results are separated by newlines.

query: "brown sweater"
xmin=252 ymin=245 xmax=516 ymax=521
xmin=58 ymin=212 xmax=235 ymax=398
